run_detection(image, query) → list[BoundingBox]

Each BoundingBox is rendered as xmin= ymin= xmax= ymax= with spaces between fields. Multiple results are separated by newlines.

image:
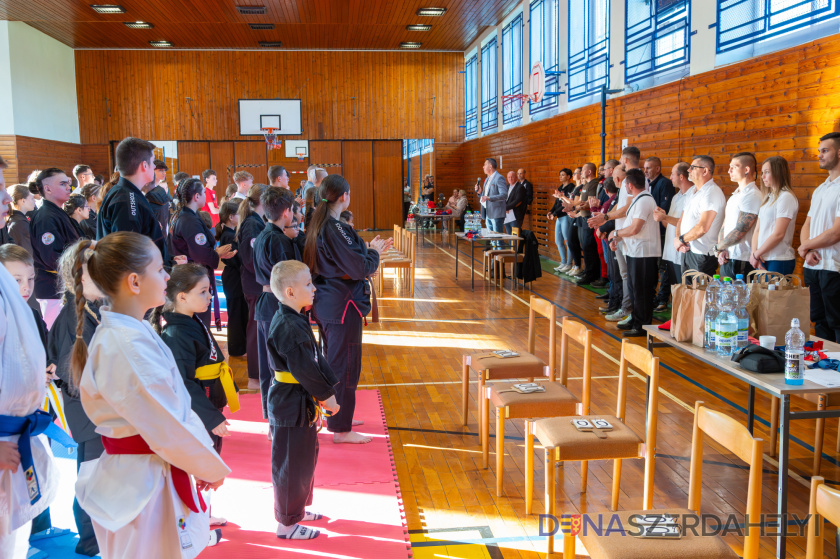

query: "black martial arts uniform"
xmin=6 ymin=209 xmax=32 ymax=254
xmin=168 ymin=207 xmax=220 ymax=326
xmin=48 ymin=295 xmax=102 ymax=556
xmin=237 ymin=212 xmax=266 ymax=380
xmin=218 ymin=225 xmax=247 ymax=357
xmin=145 ymin=185 xmax=171 ymax=235
xmin=30 ymin=200 xmax=82 ymax=299
xmin=160 ymin=311 xmax=229 ymax=453
xmin=96 ymin=177 xmax=166 ymax=258
xmin=266 ymin=303 xmax=337 ymax=526
xmin=311 ymin=218 xmax=379 ymax=433
xmin=77 ymin=216 xmax=95 ymax=240
xmin=253 ymin=223 xmax=301 ymax=418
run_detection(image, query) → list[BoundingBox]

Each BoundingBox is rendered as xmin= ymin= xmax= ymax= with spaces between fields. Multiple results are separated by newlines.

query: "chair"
xmin=482 ymin=315 xmax=592 ymax=498
xmin=482 ymin=226 xmax=519 ymax=281
xmin=461 ymin=295 xmax=550 ymax=442
xmin=494 ymin=232 xmax=526 ymax=290
xmin=379 ymin=229 xmax=415 ymax=294
xmin=567 ymin=401 xmax=763 ymax=559
xmin=530 ymin=340 xmax=660 ymax=555
xmin=806 ymin=476 xmax=840 ymax=558
xmin=768 ymin=392 xmax=840 ymax=476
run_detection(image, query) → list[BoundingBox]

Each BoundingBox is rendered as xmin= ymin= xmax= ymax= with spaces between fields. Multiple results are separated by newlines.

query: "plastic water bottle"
xmin=784 ymin=318 xmax=806 ymax=385
xmin=704 ymin=275 xmax=722 ymax=350
xmin=734 ymin=274 xmax=750 ymax=350
xmin=716 ymin=278 xmax=738 ymax=357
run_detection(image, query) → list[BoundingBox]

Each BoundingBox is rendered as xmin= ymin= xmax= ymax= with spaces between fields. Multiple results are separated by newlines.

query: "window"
xmin=568 ymin=0 xmax=610 ymax=102
xmin=626 ymin=0 xmax=690 ymax=83
xmin=502 ymin=14 xmax=524 ymax=124
xmin=481 ymin=39 xmax=499 ymax=131
xmin=718 ymin=0 xmax=840 ymax=53
xmin=465 ymin=54 xmax=478 ymax=139
xmin=529 ymin=0 xmax=559 ymax=114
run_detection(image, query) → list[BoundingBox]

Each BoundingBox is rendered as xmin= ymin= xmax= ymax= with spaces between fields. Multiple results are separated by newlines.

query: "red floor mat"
xmin=201 ymin=391 xmax=412 ymax=559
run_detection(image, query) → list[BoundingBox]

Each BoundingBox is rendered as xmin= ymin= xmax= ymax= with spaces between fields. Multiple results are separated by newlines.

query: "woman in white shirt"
xmin=749 ymin=156 xmax=799 ymax=275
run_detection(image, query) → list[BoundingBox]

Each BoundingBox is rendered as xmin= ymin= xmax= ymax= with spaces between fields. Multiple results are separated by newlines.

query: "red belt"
xmin=102 ymin=435 xmax=207 ymax=513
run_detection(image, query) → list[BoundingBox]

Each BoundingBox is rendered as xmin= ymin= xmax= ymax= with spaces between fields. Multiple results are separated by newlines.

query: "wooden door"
xmin=233 ymin=142 xmax=267 ymax=185
xmin=309 ymin=141 xmax=342 ymax=177
xmin=342 ymin=141 xmax=374 ymax=230
xmin=373 ymin=140 xmax=403 ymax=230
xmin=209 ymin=142 xmax=235 ymax=198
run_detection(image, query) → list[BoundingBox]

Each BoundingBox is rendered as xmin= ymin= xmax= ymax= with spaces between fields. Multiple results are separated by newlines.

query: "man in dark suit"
xmin=474 ymin=158 xmax=508 ymax=247
xmin=516 ymin=168 xmax=533 ymax=226
xmin=505 ymin=170 xmax=526 ymax=233
xmin=646 ymin=156 xmax=676 ymax=312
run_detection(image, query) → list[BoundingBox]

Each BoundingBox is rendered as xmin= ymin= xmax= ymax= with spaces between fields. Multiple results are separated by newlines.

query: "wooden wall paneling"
xmin=177 ymin=142 xmax=211 ymax=178
xmin=410 ymin=154 xmax=422 ymax=201
xmin=433 ymin=142 xmax=470 ymax=209
xmin=342 ymin=141 xmax=374 ymax=230
xmin=80 ymin=144 xmax=111 ymax=182
xmin=373 ymin=140 xmax=404 ymax=230
xmin=0 ymin=136 xmax=19 ymax=184
xmin=233 ymin=142 xmax=268 ymax=185
xmin=309 ymin=141 xmax=342 ymax=177
xmin=267 ymin=146 xmax=309 ymax=194
xmin=209 ymin=142 xmax=235 ymax=198
xmin=14 ymin=136 xmax=82 ymax=186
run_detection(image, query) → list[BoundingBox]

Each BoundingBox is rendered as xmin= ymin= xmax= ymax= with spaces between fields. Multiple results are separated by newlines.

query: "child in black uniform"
xmin=253 ymin=187 xmax=298 ymax=417
xmin=153 ymin=263 xmax=240 ymax=529
xmin=267 ymin=260 xmax=339 ymax=540
xmin=215 ymin=199 xmax=247 ymax=357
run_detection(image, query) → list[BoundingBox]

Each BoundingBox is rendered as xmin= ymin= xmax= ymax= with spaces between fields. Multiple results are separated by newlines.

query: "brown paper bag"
xmin=670 ymin=271 xmax=710 ymax=344
xmin=745 ymin=270 xmax=784 ymax=336
xmin=753 ymin=274 xmax=810 ymax=342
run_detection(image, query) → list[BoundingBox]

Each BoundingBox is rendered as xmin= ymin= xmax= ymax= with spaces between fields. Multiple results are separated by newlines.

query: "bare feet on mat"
xmin=333 ymin=431 xmax=372 ymax=444
xmin=302 ymin=511 xmax=323 ymax=521
xmin=352 ymin=419 xmax=364 ymax=426
xmin=247 ymin=378 xmax=260 ymax=391
xmin=209 ymin=516 xmax=227 ymax=526
xmin=276 ymin=524 xmax=320 ymax=539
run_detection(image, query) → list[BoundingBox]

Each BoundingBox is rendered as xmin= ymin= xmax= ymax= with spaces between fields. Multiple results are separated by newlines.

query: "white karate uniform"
xmin=0 ymin=266 xmax=58 ymax=559
xmin=76 ymin=310 xmax=230 ymax=559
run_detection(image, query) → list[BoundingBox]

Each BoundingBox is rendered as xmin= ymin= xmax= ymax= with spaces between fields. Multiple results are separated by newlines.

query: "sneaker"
xmin=567 ymin=266 xmax=581 ymax=276
xmin=605 ymin=309 xmax=629 ymax=322
xmin=558 ymin=263 xmax=570 ymax=273
xmin=618 ymin=315 xmax=633 ymax=327
xmin=553 ymin=265 xmax=563 ymax=271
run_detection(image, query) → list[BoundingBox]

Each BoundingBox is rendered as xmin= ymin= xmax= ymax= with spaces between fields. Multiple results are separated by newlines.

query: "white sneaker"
xmin=605 ymin=309 xmax=629 ymax=322
xmin=553 ymin=265 xmax=564 ymax=271
xmin=559 ymin=263 xmax=572 ymax=273
xmin=568 ymin=266 xmax=581 ymax=276
xmin=617 ymin=315 xmax=633 ymax=326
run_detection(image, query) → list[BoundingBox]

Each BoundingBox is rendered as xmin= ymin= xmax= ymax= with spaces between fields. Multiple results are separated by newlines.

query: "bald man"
xmin=517 ymin=168 xmax=533 ymax=227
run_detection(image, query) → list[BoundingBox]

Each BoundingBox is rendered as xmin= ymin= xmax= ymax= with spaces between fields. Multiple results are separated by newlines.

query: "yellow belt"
xmin=195 ymin=362 xmax=240 ymax=413
xmin=274 ymin=371 xmax=298 ymax=384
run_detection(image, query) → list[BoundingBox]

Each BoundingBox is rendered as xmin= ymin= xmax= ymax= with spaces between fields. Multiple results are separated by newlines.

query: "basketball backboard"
xmin=285 ymin=140 xmax=308 ymax=159
xmin=239 ymin=99 xmax=303 ymax=136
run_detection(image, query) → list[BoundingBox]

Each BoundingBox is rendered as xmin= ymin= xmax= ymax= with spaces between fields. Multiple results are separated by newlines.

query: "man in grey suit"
xmin=474 ymin=158 xmax=508 ymax=248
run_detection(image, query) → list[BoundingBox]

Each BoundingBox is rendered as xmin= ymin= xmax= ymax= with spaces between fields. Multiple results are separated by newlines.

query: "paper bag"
xmin=670 ymin=271 xmax=710 ymax=344
xmin=745 ymin=270 xmax=784 ymax=336
xmin=753 ymin=274 xmax=810 ymax=342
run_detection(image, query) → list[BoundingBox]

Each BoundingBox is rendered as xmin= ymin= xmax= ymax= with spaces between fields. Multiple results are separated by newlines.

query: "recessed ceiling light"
xmin=407 ymin=24 xmax=432 ymax=31
xmin=237 ymin=5 xmax=267 ymax=15
xmin=124 ymin=21 xmax=154 ymax=29
xmin=249 ymin=23 xmax=275 ymax=30
xmin=400 ymin=42 xmax=422 ymax=49
xmin=90 ymin=4 xmax=126 ymax=13
xmin=416 ymin=7 xmax=446 ymax=16
xmin=149 ymin=40 xmax=173 ymax=47
xmin=258 ymin=41 xmax=283 ymax=47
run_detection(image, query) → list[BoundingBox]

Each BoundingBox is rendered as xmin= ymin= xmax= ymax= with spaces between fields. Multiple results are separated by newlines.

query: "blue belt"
xmin=0 ymin=410 xmax=77 ymax=504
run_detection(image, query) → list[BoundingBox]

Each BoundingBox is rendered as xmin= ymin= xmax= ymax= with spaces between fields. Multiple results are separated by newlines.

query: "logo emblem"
xmin=41 ymin=232 xmax=55 ymax=245
xmin=250 ymin=238 xmax=256 ymax=248
xmin=178 ymin=517 xmax=186 ymax=531
xmin=195 ymin=233 xmax=207 ymax=245
xmin=560 ymin=514 xmax=582 ymax=536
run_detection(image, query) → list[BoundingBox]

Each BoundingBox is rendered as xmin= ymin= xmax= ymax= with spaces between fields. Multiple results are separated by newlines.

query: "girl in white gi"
xmin=71 ymin=231 xmax=230 ymax=559
xmin=0 ymin=262 xmax=60 ymax=559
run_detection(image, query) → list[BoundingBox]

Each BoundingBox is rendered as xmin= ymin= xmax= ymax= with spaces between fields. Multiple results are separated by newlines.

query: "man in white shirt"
xmin=799 ymin=131 xmax=840 ymax=342
xmin=608 ymin=169 xmax=660 ymax=337
xmin=653 ymin=162 xmax=695 ymax=311
xmin=675 ymin=155 xmax=726 ymax=276
xmin=232 ymin=170 xmax=253 ymax=199
xmin=714 ymin=152 xmax=761 ymax=278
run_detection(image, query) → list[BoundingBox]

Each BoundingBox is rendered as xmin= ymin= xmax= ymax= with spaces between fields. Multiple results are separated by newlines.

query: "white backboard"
xmin=285 ymin=140 xmax=309 ymax=159
xmin=238 ymin=99 xmax=303 ymax=136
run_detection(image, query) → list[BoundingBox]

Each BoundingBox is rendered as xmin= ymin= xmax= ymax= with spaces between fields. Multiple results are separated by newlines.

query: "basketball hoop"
xmin=295 ymin=147 xmax=307 ymax=162
xmin=529 ymin=61 xmax=545 ymax=103
xmin=262 ymin=128 xmax=281 ymax=150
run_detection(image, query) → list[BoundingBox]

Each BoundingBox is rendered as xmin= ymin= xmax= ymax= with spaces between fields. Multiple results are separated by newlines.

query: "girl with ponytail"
xmin=303 ymin=175 xmax=393 ymax=444
xmin=214 ymin=199 xmax=247 ymax=357
xmin=167 ymin=178 xmax=235 ymax=326
xmin=235 ymin=183 xmax=269 ymax=390
xmin=70 ymin=231 xmax=229 ymax=558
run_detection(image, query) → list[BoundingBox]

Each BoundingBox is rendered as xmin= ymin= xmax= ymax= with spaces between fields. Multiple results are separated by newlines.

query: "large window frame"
xmin=464 ymin=54 xmax=478 ymax=139
xmin=625 ymin=0 xmax=690 ymax=83
xmin=529 ymin=0 xmax=559 ymax=114
xmin=502 ymin=13 xmax=524 ymax=125
xmin=480 ymin=38 xmax=499 ymax=132
xmin=568 ymin=0 xmax=611 ymax=102
xmin=718 ymin=0 xmax=840 ymax=53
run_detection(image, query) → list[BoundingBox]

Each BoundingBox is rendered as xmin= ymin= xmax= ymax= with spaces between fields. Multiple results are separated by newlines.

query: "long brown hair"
xmin=303 ymin=174 xmax=350 ymax=271
xmin=235 ymin=183 xmax=268 ymax=242
xmin=214 ymin=199 xmax=241 ymax=241
xmin=760 ymin=155 xmax=793 ymax=206
xmin=149 ymin=263 xmax=208 ymax=334
xmin=70 ymin=232 xmax=157 ymax=388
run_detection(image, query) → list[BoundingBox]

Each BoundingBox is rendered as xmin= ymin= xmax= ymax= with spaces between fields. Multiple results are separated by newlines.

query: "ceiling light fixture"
xmin=406 ymin=24 xmax=432 ymax=31
xmin=258 ymin=41 xmax=283 ymax=47
xmin=124 ymin=21 xmax=154 ymax=29
xmin=416 ymin=7 xmax=446 ymax=16
xmin=149 ymin=40 xmax=173 ymax=47
xmin=249 ymin=23 xmax=275 ymax=30
xmin=90 ymin=4 xmax=126 ymax=13
xmin=237 ymin=5 xmax=267 ymax=15
xmin=400 ymin=42 xmax=422 ymax=49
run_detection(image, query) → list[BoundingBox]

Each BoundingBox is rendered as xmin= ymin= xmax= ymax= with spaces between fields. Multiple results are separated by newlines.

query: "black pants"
xmin=578 ymin=222 xmax=600 ymax=281
xmin=804 ymin=269 xmax=840 ymax=342
xmin=320 ymin=310 xmax=363 ymax=433
xmin=683 ymin=252 xmax=718 ymax=277
xmin=271 ymin=423 xmax=318 ymax=526
xmin=721 ymin=259 xmax=754 ymax=279
xmin=607 ymin=245 xmax=622 ymax=310
xmin=627 ymin=256 xmax=659 ymax=330
xmin=257 ymin=319 xmax=272 ymax=419
xmin=654 ymin=254 xmax=674 ymax=306
xmin=567 ymin=223 xmax=582 ymax=267
xmin=72 ymin=437 xmax=105 ymax=556
xmin=245 ymin=293 xmax=260 ymax=380
xmin=225 ymin=293 xmax=248 ymax=357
